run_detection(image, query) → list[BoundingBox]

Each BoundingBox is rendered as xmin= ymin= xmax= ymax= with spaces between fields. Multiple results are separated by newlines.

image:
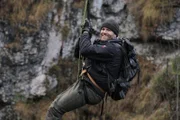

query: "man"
xmin=46 ymin=18 xmax=124 ymax=120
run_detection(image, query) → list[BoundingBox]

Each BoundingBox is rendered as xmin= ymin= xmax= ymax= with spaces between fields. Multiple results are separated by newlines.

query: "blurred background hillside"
xmin=0 ymin=0 xmax=180 ymax=120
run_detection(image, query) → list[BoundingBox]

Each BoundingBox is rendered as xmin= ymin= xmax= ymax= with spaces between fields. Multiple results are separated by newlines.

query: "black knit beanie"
xmin=101 ymin=19 xmax=119 ymax=37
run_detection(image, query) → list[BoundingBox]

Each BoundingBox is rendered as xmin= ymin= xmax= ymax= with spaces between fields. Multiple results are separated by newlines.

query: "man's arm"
xmin=79 ymin=33 xmax=114 ymax=61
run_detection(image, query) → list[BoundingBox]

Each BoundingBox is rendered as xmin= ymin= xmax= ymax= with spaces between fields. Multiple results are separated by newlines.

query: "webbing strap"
xmin=101 ymin=98 xmax=104 ymax=115
xmin=100 ymin=93 xmax=108 ymax=115
xmin=80 ymin=69 xmax=105 ymax=93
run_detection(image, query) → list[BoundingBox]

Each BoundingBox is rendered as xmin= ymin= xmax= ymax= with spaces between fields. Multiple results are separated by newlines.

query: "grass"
xmin=0 ymin=0 xmax=53 ymax=35
xmin=72 ymin=0 xmax=85 ymax=9
xmin=172 ymin=56 xmax=180 ymax=75
xmin=152 ymin=61 xmax=179 ymax=102
xmin=28 ymin=1 xmax=52 ymax=25
xmin=151 ymin=56 xmax=180 ymax=119
xmin=0 ymin=0 xmax=55 ymax=50
xmin=14 ymin=97 xmax=53 ymax=120
xmin=61 ymin=23 xmax=70 ymax=40
xmin=128 ymin=0 xmax=178 ymax=40
xmin=48 ymin=58 xmax=78 ymax=91
xmin=4 ymin=38 xmax=22 ymax=51
xmin=2 ymin=0 xmax=53 ymax=25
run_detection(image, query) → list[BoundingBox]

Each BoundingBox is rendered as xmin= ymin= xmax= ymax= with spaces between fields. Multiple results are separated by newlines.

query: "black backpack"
xmin=108 ymin=38 xmax=140 ymax=101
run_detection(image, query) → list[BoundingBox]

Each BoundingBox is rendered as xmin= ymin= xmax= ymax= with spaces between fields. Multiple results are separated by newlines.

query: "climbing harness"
xmin=80 ymin=69 xmax=105 ymax=93
xmin=80 ymin=69 xmax=106 ymax=115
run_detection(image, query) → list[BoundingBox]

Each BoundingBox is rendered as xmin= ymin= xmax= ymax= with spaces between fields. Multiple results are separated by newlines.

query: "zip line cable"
xmin=76 ymin=0 xmax=89 ymax=80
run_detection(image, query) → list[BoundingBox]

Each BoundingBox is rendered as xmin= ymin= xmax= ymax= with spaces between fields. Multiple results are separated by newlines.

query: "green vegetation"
xmin=48 ymin=58 xmax=78 ymax=90
xmin=4 ymin=39 xmax=22 ymax=51
xmin=172 ymin=57 xmax=180 ymax=75
xmin=128 ymin=0 xmax=179 ymax=40
xmin=0 ymin=0 xmax=54 ymax=48
xmin=72 ymin=0 xmax=85 ymax=9
xmin=61 ymin=23 xmax=70 ymax=40
xmin=14 ymin=92 xmax=27 ymax=102
xmin=153 ymin=69 xmax=177 ymax=102
xmin=151 ymin=56 xmax=180 ymax=119
xmin=0 ymin=0 xmax=53 ymax=26
xmin=0 ymin=0 xmax=65 ymax=51
xmin=15 ymin=97 xmax=52 ymax=120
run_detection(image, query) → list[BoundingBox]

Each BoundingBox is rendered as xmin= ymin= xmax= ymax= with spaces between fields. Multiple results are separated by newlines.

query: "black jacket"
xmin=75 ymin=33 xmax=123 ymax=92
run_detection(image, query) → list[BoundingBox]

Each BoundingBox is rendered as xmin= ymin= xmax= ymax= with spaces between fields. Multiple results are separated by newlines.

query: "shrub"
xmin=128 ymin=0 xmax=178 ymax=40
xmin=152 ymin=56 xmax=180 ymax=119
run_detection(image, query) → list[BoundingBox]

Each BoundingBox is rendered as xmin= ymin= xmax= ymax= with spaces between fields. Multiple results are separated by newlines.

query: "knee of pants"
xmin=46 ymin=107 xmax=64 ymax=120
xmin=85 ymin=87 xmax=103 ymax=105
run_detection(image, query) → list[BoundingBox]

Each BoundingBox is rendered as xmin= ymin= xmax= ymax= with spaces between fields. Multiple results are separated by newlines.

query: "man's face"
xmin=100 ymin=27 xmax=117 ymax=41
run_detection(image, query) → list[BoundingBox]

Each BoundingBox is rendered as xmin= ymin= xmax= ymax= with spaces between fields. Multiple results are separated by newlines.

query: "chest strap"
xmin=81 ymin=69 xmax=105 ymax=93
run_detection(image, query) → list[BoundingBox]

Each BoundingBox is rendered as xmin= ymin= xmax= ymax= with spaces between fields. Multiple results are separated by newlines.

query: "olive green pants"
xmin=45 ymin=79 xmax=104 ymax=120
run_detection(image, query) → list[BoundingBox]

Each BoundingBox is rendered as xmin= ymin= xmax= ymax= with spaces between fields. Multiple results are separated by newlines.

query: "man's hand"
xmin=81 ymin=19 xmax=100 ymax=36
xmin=82 ymin=19 xmax=91 ymax=33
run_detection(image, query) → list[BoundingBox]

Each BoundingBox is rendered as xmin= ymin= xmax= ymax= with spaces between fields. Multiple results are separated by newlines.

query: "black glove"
xmin=81 ymin=19 xmax=92 ymax=37
xmin=82 ymin=19 xmax=100 ymax=36
xmin=82 ymin=19 xmax=90 ymax=32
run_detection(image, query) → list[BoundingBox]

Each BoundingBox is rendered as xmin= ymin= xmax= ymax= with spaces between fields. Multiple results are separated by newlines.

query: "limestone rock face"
xmin=156 ymin=9 xmax=180 ymax=40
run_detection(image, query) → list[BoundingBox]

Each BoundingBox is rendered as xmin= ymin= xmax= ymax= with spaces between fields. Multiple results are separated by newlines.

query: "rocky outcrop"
xmin=156 ymin=8 xmax=180 ymax=40
xmin=89 ymin=0 xmax=139 ymax=38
